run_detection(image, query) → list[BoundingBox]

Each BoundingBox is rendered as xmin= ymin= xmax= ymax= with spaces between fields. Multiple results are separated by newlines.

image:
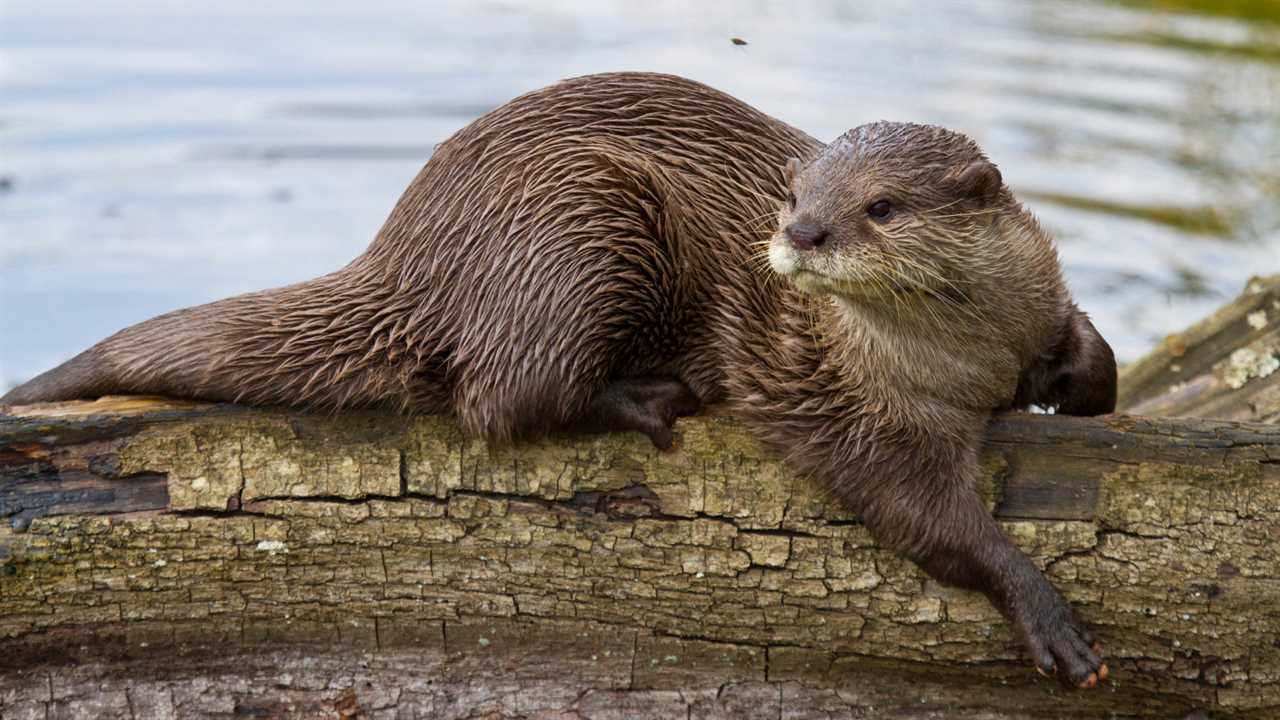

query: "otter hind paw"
xmin=579 ymin=377 xmax=701 ymax=450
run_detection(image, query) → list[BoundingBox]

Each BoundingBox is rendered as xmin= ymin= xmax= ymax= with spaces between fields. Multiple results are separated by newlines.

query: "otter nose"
xmin=785 ymin=222 xmax=829 ymax=251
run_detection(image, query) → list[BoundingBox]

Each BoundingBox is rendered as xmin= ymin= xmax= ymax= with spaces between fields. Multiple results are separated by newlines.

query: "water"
xmin=3 ymin=0 xmax=1279 ymax=389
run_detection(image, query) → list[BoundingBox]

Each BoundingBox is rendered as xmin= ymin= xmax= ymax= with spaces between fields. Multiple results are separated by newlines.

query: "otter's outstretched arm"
xmin=860 ymin=469 xmax=1108 ymax=688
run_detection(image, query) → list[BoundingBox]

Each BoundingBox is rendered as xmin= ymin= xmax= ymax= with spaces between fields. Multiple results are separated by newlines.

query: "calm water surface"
xmin=3 ymin=0 xmax=1279 ymax=388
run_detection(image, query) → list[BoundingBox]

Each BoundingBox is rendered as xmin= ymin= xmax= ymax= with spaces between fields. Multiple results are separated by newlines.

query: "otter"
xmin=3 ymin=72 xmax=1116 ymax=687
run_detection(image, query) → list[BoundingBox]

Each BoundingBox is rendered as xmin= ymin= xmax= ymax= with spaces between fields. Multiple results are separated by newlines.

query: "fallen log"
xmin=1119 ymin=274 xmax=1280 ymax=422
xmin=1 ymin=396 xmax=1279 ymax=719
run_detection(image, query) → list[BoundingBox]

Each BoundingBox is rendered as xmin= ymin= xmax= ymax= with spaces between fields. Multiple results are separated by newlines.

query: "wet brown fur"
xmin=3 ymin=72 xmax=1116 ymax=686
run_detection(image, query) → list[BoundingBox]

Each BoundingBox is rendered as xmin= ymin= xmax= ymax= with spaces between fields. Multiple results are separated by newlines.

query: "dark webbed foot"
xmin=576 ymin=377 xmax=700 ymax=449
xmin=1015 ymin=585 xmax=1108 ymax=689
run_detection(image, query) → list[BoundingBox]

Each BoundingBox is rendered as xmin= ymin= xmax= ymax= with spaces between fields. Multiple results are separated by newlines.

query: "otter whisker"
xmin=867 ymin=252 xmax=987 ymax=332
xmin=747 ymin=251 xmax=785 ymax=288
xmin=922 ymin=202 xmax=1019 ymax=221
xmin=740 ymin=209 xmax=787 ymax=233
xmin=917 ymin=198 xmax=964 ymax=216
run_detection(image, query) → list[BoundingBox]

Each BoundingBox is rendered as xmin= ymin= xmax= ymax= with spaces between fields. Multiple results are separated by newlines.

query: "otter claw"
xmin=1015 ymin=589 xmax=1106 ymax=689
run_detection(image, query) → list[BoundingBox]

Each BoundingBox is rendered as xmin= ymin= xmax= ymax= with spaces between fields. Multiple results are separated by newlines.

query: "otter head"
xmin=767 ymin=121 xmax=1116 ymax=415
xmin=768 ymin=121 xmax=1017 ymax=309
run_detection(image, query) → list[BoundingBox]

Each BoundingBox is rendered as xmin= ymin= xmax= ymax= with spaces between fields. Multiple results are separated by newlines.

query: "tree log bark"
xmin=1119 ymin=274 xmax=1280 ymax=422
xmin=2 ymin=397 xmax=1279 ymax=718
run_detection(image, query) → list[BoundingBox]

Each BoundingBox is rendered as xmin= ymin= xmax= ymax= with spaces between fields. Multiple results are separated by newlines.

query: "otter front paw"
xmin=1014 ymin=588 xmax=1108 ymax=689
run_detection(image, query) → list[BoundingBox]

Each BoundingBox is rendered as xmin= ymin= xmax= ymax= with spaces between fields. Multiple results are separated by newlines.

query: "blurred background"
xmin=2 ymin=0 xmax=1279 ymax=390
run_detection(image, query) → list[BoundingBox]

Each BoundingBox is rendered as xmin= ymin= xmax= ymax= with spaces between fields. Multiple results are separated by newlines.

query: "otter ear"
xmin=1013 ymin=307 xmax=1117 ymax=416
xmin=783 ymin=157 xmax=801 ymax=186
xmin=952 ymin=160 xmax=1003 ymax=204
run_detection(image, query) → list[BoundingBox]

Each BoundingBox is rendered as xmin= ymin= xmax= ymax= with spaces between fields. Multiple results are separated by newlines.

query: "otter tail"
xmin=1 ymin=299 xmax=237 ymax=407
xmin=1 ymin=271 xmax=411 ymax=409
xmin=2 ymin=348 xmax=117 ymax=405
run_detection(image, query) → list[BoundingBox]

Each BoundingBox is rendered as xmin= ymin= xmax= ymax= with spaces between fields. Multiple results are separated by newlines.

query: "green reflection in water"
xmin=1105 ymin=30 xmax=1280 ymax=62
xmin=1022 ymin=191 xmax=1235 ymax=237
xmin=1100 ymin=0 xmax=1280 ymax=62
xmin=1108 ymin=0 xmax=1280 ymax=25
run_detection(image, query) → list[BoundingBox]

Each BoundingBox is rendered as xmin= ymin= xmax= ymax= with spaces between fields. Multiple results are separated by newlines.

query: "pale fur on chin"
xmin=768 ymin=238 xmax=874 ymax=301
xmin=767 ymin=238 xmax=797 ymax=275
xmin=768 ymin=237 xmax=838 ymax=296
xmin=768 ymin=250 xmax=821 ymax=296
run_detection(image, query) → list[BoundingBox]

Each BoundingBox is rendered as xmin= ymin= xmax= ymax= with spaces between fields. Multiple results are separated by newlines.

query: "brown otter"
xmin=2 ymin=72 xmax=1116 ymax=687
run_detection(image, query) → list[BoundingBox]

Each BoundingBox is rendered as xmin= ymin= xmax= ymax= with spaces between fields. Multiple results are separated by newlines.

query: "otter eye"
xmin=867 ymin=199 xmax=893 ymax=220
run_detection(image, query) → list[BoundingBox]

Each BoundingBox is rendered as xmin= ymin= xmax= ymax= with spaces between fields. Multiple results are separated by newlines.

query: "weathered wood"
xmin=1119 ymin=274 xmax=1280 ymax=422
xmin=0 ymin=637 xmax=1171 ymax=720
xmin=2 ymin=396 xmax=1279 ymax=718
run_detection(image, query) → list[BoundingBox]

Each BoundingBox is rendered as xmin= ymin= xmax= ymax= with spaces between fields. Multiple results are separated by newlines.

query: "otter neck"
xmin=827 ymin=294 xmax=1021 ymax=413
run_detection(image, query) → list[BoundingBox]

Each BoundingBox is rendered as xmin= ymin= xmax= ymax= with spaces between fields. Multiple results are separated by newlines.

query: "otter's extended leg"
xmin=865 ymin=486 xmax=1108 ymax=688
xmin=969 ymin=520 xmax=1108 ymax=688
xmin=569 ymin=377 xmax=701 ymax=450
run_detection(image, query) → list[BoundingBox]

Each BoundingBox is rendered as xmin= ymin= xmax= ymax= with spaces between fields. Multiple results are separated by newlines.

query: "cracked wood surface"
xmin=2 ymin=397 xmax=1280 ymax=718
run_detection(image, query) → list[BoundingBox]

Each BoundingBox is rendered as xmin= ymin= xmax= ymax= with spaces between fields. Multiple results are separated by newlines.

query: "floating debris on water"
xmin=731 ymin=37 xmax=748 ymax=46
